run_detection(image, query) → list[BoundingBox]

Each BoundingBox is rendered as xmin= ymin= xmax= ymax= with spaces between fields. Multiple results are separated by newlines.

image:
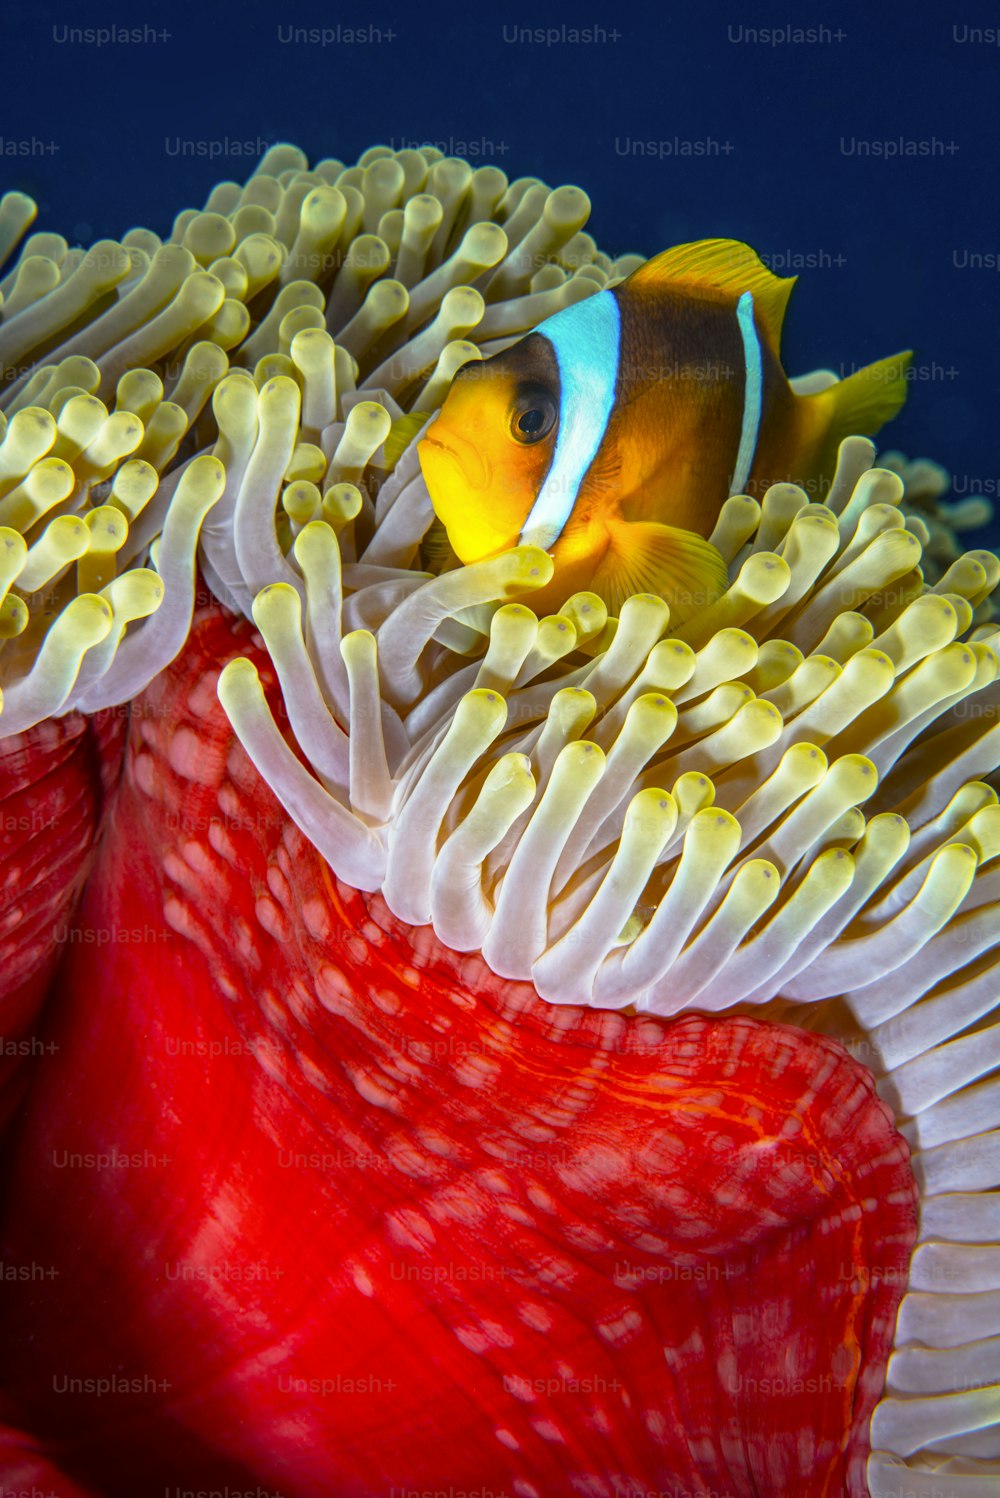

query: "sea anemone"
xmin=0 ymin=143 xmax=997 ymax=1498
xmin=885 ymin=449 xmax=996 ymax=597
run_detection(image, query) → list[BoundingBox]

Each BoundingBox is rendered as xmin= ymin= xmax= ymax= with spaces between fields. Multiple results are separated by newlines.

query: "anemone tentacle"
xmin=0 ymin=142 xmax=998 ymax=1494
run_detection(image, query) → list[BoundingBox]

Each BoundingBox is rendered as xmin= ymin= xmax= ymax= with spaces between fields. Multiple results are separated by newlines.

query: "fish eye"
xmin=509 ymin=390 xmax=557 ymax=445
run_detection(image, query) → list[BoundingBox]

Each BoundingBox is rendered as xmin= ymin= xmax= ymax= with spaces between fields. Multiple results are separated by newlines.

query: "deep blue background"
xmin=2 ymin=0 xmax=998 ymax=543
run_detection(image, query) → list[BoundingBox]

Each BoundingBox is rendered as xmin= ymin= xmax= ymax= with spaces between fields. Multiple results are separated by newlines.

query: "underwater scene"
xmin=0 ymin=7 xmax=998 ymax=1497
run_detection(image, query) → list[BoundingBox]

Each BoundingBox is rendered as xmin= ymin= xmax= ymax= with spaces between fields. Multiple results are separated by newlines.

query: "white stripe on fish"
xmin=729 ymin=289 xmax=762 ymax=496
xmin=519 ymin=289 xmax=621 ymax=551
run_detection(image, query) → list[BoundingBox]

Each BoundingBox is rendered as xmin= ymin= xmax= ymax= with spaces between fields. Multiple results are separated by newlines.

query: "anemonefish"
xmin=415 ymin=239 xmax=911 ymax=619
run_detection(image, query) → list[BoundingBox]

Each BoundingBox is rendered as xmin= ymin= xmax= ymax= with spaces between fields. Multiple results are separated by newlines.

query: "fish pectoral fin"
xmin=630 ymin=240 xmax=796 ymax=349
xmin=595 ymin=518 xmax=730 ymax=623
xmin=420 ymin=517 xmax=460 ymax=574
xmin=380 ymin=411 xmax=431 ymax=472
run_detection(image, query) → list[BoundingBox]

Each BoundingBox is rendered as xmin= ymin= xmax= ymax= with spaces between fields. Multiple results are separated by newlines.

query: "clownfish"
xmin=415 ymin=239 xmax=911 ymax=619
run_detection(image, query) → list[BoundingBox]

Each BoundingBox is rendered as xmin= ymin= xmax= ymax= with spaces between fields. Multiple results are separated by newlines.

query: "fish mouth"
xmin=418 ymin=428 xmax=490 ymax=491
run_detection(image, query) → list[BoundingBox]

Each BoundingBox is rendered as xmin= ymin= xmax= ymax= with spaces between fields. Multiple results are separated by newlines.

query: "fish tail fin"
xmin=595 ymin=518 xmax=729 ymax=622
xmin=803 ymin=349 xmax=912 ymax=476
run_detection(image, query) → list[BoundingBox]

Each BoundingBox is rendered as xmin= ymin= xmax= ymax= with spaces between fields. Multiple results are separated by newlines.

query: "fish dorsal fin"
xmin=626 ymin=240 xmax=796 ymax=351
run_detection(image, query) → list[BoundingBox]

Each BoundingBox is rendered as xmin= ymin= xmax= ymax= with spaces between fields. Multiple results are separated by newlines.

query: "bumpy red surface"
xmin=0 ymin=604 xmax=917 ymax=1498
xmin=0 ymin=705 xmax=124 ymax=1129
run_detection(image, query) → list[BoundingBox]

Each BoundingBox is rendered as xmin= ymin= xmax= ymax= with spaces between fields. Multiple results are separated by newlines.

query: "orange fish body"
xmin=418 ymin=240 xmax=911 ymax=619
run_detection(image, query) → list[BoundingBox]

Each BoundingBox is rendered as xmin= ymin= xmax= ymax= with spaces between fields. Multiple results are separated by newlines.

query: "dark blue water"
xmin=3 ymin=2 xmax=999 ymax=544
